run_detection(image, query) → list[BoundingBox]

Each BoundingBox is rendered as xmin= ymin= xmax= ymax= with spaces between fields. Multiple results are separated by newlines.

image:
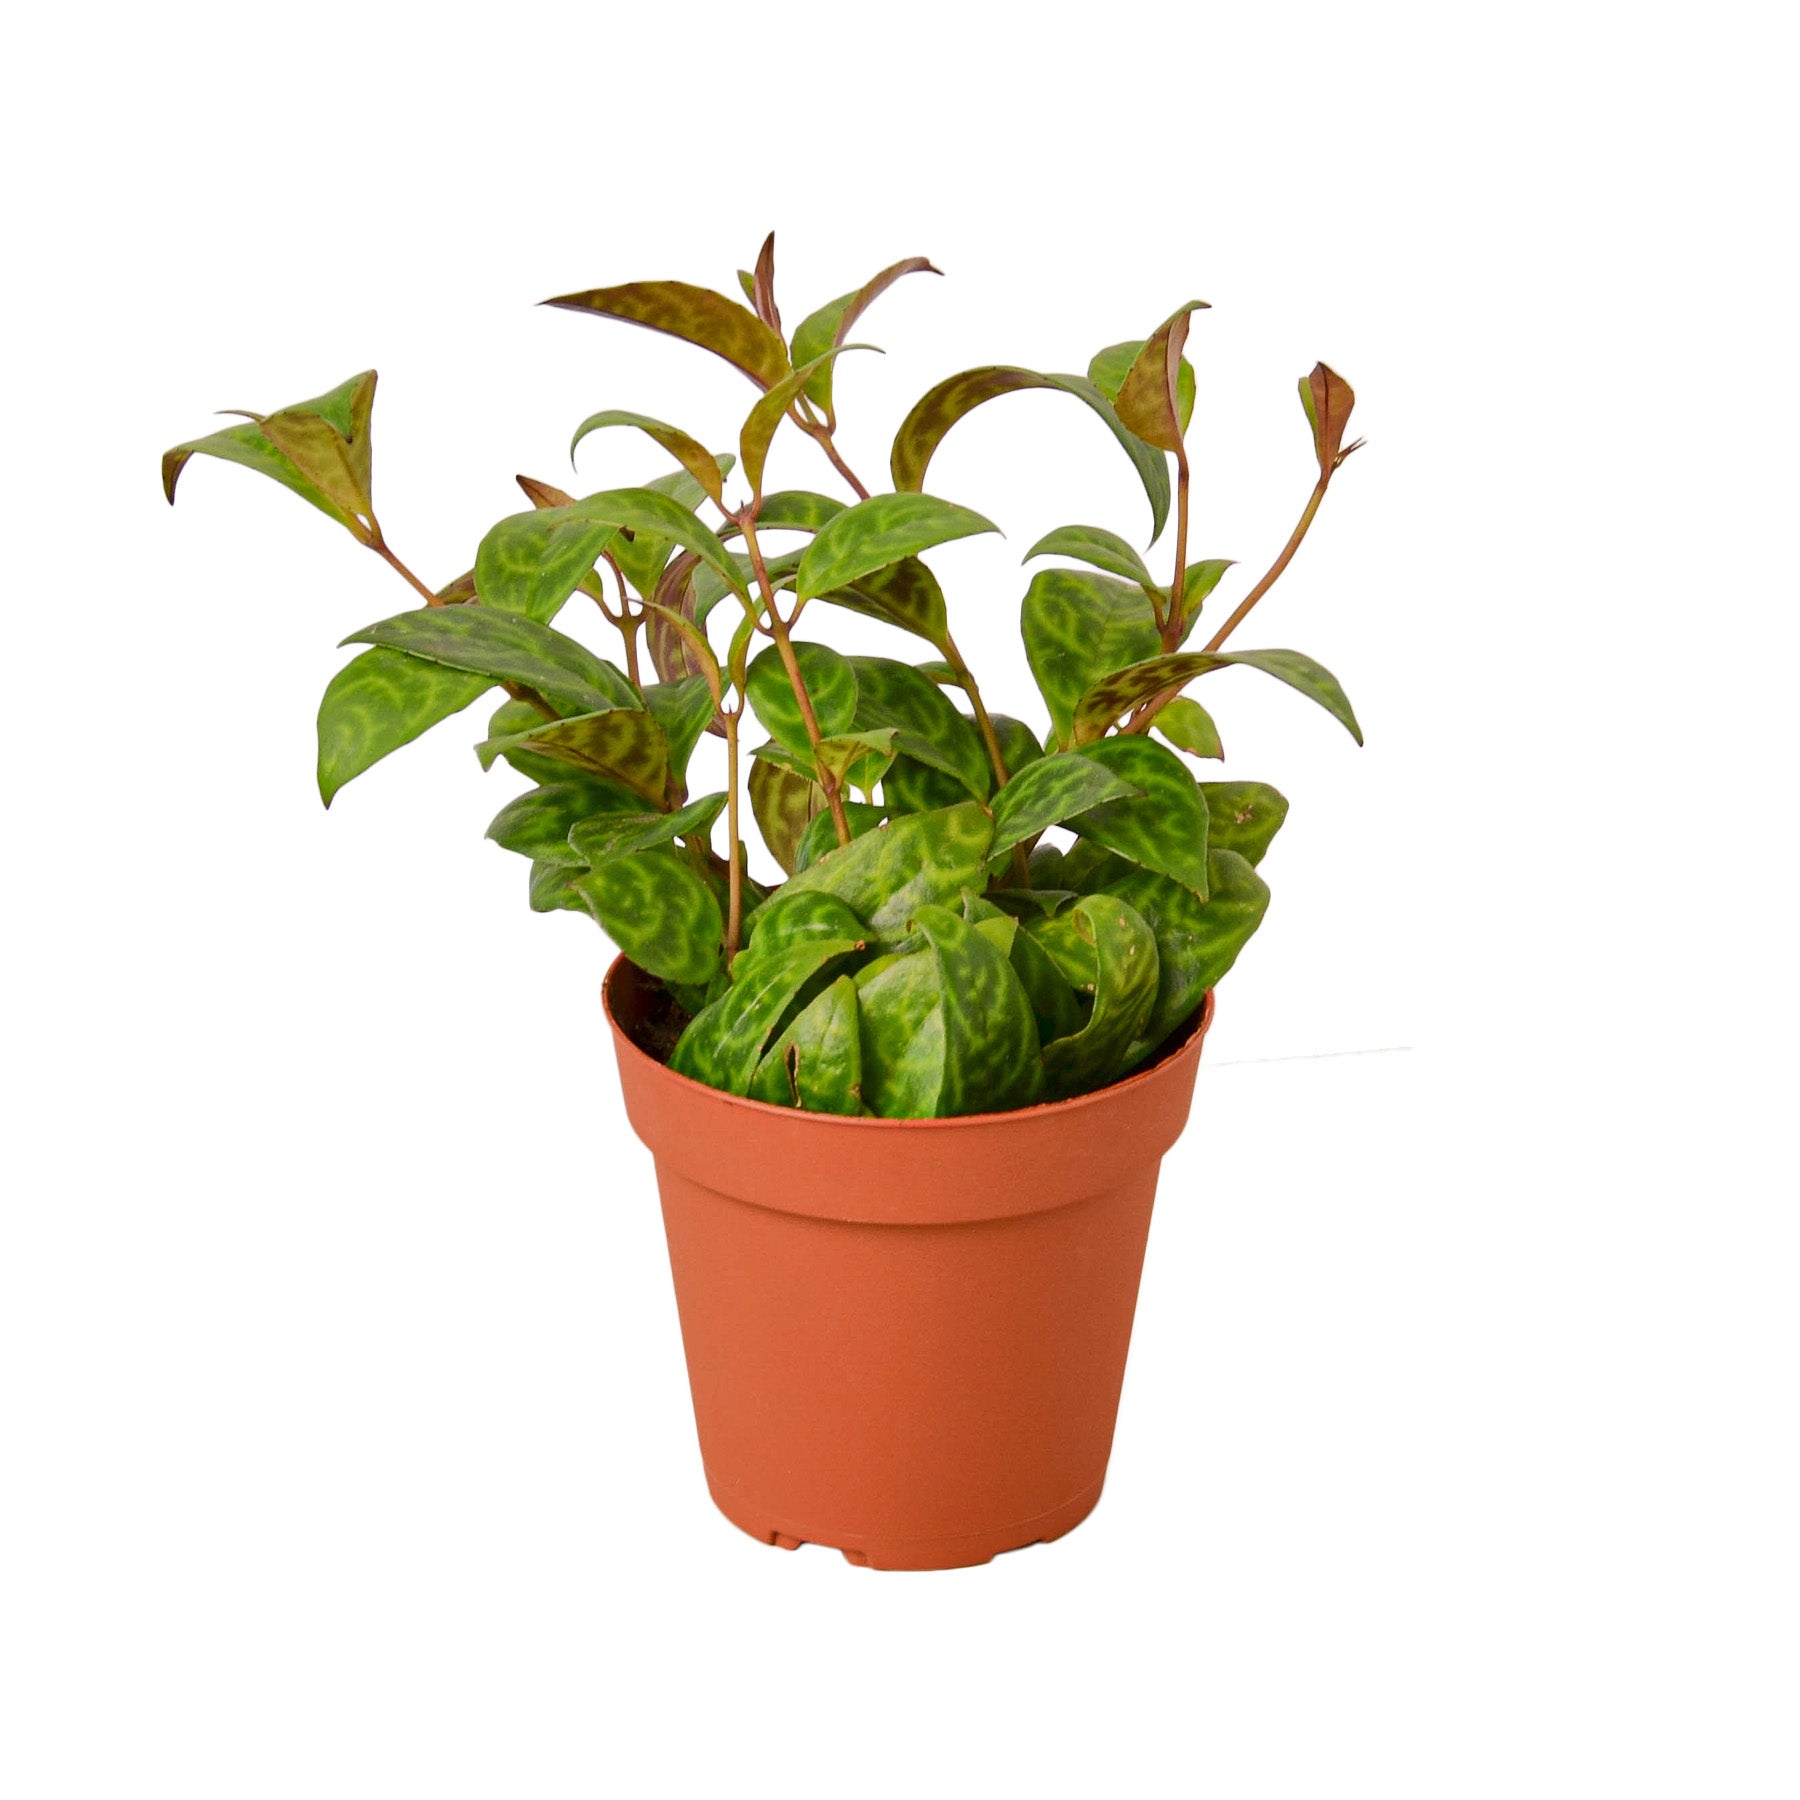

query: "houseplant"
xmin=164 ymin=238 xmax=1365 ymax=1568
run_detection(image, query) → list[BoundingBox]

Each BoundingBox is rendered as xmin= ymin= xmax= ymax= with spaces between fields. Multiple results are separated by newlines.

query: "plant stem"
xmin=941 ymin=632 xmax=1011 ymax=791
xmin=1163 ymin=447 xmax=1191 ymax=652
xmin=796 ymin=415 xmax=872 ymax=500
xmin=724 ymin=707 xmax=744 ymax=959
xmin=599 ymin=552 xmax=642 ymax=686
xmin=368 ymin=529 xmax=442 ymax=607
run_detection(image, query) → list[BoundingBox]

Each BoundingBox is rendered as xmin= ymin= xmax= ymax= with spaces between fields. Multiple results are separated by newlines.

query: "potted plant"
xmin=164 ymin=238 xmax=1365 ymax=1570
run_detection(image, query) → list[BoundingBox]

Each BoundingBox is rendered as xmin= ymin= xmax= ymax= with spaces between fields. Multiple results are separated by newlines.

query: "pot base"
xmin=706 ymin=1470 xmax=1105 ymax=1571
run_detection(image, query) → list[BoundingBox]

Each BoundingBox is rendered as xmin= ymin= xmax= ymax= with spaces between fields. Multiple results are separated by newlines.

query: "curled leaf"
xmin=541 ymin=280 xmax=790 ymax=389
xmin=789 ymin=255 xmax=941 ymax=413
xmin=1112 ymin=303 xmax=1208 ymax=454
xmin=795 ymin=493 xmax=998 ymax=601
xmin=1300 ymin=362 xmax=1362 ymax=473
xmin=569 ymin=410 xmax=725 ymax=506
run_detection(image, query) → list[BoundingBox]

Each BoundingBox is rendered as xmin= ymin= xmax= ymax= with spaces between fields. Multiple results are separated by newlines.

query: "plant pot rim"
xmin=602 ymin=954 xmax=1214 ymax=1133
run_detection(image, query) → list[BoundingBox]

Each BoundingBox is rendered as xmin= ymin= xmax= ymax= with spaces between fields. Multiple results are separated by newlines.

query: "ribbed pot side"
xmin=604 ymin=958 xmax=1214 ymax=1571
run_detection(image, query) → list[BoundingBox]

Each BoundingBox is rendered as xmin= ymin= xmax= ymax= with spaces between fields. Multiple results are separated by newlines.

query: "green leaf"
xmin=643 ymin=676 xmax=717 ymax=786
xmin=1008 ymin=921 xmax=1085 ymax=1046
xmin=1039 ymin=896 xmax=1161 ymax=1099
xmin=911 ymin=905 xmax=1044 ymax=1114
xmin=608 ymin=462 xmax=736 ymax=601
xmin=477 ymin=709 xmax=669 ymax=805
xmin=343 ymin=605 xmax=639 ymax=719
xmin=1178 ymin=558 xmax=1235 ymax=631
xmin=795 ymin=493 xmax=999 ymax=601
xmin=793 ymin=800 xmax=886 ymax=872
xmin=1089 ymin=335 xmax=1198 ymax=439
xmin=1069 ymin=737 xmax=1210 ymax=897
xmin=480 ymin=698 xmax=566 ymax=784
xmin=748 ymin=757 xmax=824 ymax=876
xmin=745 ymin=640 xmax=859 ymax=753
xmin=739 ymin=347 xmax=869 ymax=496
xmin=1023 ymin=524 xmax=1158 ymax=594
xmin=1071 ymin=650 xmax=1228 ymax=744
xmin=756 ymin=489 xmax=847 ymax=532
xmin=572 ymin=848 xmax=722 ymax=986
xmin=1100 ymin=851 xmax=1270 ymax=1052
xmin=989 ymin=714 xmax=1047 ymax=778
xmin=569 ymin=410 xmax=724 ymax=505
xmin=988 ymin=753 xmax=1144 ymax=860
xmin=1201 ymin=781 xmax=1289 ymax=867
xmin=778 ymin=801 xmax=994 ymax=940
xmin=1021 ymin=568 xmax=1161 ymax=749
xmin=486 ymin=777 xmax=642 ymax=865
xmin=812 ymin=555 xmax=949 ymax=651
xmin=882 ymin=756 xmax=968 ymax=817
xmin=568 ymin=485 xmax=745 ymax=600
xmin=790 ymin=256 xmax=940 ymax=412
xmin=529 ymin=858 xmax=587 ymax=914
xmin=1154 ymin=696 xmax=1225 ymax=760
xmin=475 ymin=508 xmax=619 ymax=622
xmin=672 ymin=935 xmax=863 ymax=1094
xmin=848 ymin=656 xmax=990 ymax=798
xmin=1204 ymin=649 xmax=1364 ymax=745
xmin=850 ymin=947 xmax=945 ymax=1118
xmin=738 ymin=889 xmax=871 ymax=965
xmin=569 ymin=791 xmax=726 ymax=865
xmin=317 ymin=647 xmax=491 ymax=807
xmin=889 ymin=365 xmax=1172 ymax=542
xmin=747 ymin=975 xmax=864 ymax=1113
xmin=542 ymin=280 xmax=789 ymax=389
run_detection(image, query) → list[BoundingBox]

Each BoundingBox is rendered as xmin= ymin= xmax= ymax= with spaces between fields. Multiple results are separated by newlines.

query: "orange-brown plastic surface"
xmin=604 ymin=958 xmax=1213 ymax=1571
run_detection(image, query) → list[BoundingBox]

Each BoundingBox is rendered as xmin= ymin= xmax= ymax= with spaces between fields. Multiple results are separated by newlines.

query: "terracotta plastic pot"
xmin=604 ymin=957 xmax=1214 ymax=1571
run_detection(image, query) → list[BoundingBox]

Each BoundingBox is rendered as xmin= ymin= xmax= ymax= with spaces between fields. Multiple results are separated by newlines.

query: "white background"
xmin=3 ymin=2 xmax=1795 ymax=1794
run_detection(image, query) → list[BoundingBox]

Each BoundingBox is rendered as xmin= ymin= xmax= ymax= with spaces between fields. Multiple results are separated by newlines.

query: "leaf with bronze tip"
xmin=1112 ymin=303 xmax=1209 ymax=453
xmin=1039 ymin=895 xmax=1161 ymax=1099
xmin=486 ymin=777 xmax=642 ymax=866
xmin=748 ymin=757 xmax=824 ymax=875
xmin=516 ymin=473 xmax=577 ymax=510
xmin=739 ymin=347 xmax=870 ymax=497
xmin=569 ymin=410 xmax=725 ymax=506
xmin=343 ymin=605 xmax=639 ymax=718
xmin=1154 ymin=696 xmax=1225 ymax=760
xmin=1068 ymin=737 xmax=1210 ymax=897
xmin=572 ymin=848 xmax=722 ymax=987
xmin=745 ymin=640 xmax=859 ymax=752
xmin=988 ymin=753 xmax=1144 ymax=860
xmin=1021 ymin=568 xmax=1161 ymax=749
xmin=789 ymin=255 xmax=941 ymax=413
xmin=1299 ymin=363 xmax=1362 ymax=473
xmin=1072 ymin=650 xmax=1230 ymax=743
xmin=1088 ymin=339 xmax=1196 ymax=432
xmin=317 ymin=648 xmax=492 ymax=807
xmin=1200 ymin=781 xmax=1289 ymax=867
xmin=751 ymin=232 xmax=781 ymax=334
xmin=889 ymin=365 xmax=1172 ymax=542
xmin=541 ymin=280 xmax=790 ymax=390
xmin=748 ymin=975 xmax=863 ymax=1113
xmin=476 ymin=708 xmax=669 ymax=806
xmin=795 ymin=493 xmax=998 ymax=601
xmin=1024 ymin=524 xmax=1158 ymax=595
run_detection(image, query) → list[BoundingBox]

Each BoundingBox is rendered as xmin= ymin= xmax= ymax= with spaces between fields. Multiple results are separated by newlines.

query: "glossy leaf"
xmin=756 ymin=489 xmax=847 ymax=532
xmin=1021 ymin=568 xmax=1160 ymax=749
xmin=1024 ymin=524 xmax=1157 ymax=593
xmin=1100 ymin=852 xmax=1271 ymax=1052
xmin=1154 ymin=696 xmax=1225 ymax=760
xmin=317 ymin=648 xmax=490 ymax=807
xmin=750 ymin=232 xmax=781 ymax=332
xmin=1088 ymin=340 xmax=1196 ymax=432
xmin=853 ymin=948 xmax=947 ymax=1118
xmin=1039 ymin=896 xmax=1161 ymax=1099
xmin=1204 ymin=649 xmax=1364 ymax=744
xmin=1178 ymin=558 xmax=1235 ymax=631
xmin=890 ymin=365 xmax=1171 ymax=542
xmin=748 ymin=757 xmax=824 ymax=875
xmin=988 ymin=753 xmax=1143 ymax=859
xmin=813 ymin=555 xmax=949 ymax=651
xmin=795 ymin=494 xmax=999 ymax=602
xmin=343 ymin=605 xmax=639 ymax=719
xmin=747 ymin=976 xmax=864 ymax=1113
xmin=1111 ymin=304 xmax=1208 ymax=453
xmin=745 ymin=640 xmax=858 ymax=751
xmin=790 ymin=256 xmax=940 ymax=412
xmin=487 ymin=777 xmax=642 ymax=865
xmin=1201 ymin=781 xmax=1289 ymax=867
xmin=1072 ymin=650 xmax=1229 ymax=743
xmin=778 ymin=801 xmax=995 ymax=939
xmin=475 ymin=508 xmax=618 ymax=622
xmin=882 ymin=756 xmax=968 ymax=817
xmin=738 ymin=890 xmax=871 ymax=965
xmin=793 ymin=801 xmax=885 ymax=872
xmin=1008 ymin=921 xmax=1085 ymax=1045
xmin=541 ymin=280 xmax=790 ymax=389
xmin=568 ymin=410 xmax=724 ymax=506
xmin=528 ymin=858 xmax=586 ymax=914
xmin=643 ymin=676 xmax=717 ymax=784
xmin=1069 ymin=736 xmax=1210 ymax=896
xmin=989 ymin=714 xmax=1047 ymax=778
xmin=910 ymin=905 xmax=1044 ymax=1114
xmin=608 ymin=462 xmax=736 ymax=601
xmin=572 ymin=849 xmax=722 ymax=986
xmin=569 ymin=791 xmax=726 ymax=866
xmin=672 ymin=935 xmax=863 ymax=1095
xmin=480 ymin=697 xmax=566 ymax=783
xmin=739 ymin=348 xmax=867 ymax=496
xmin=848 ymin=656 xmax=990 ymax=798
xmin=567 ymin=486 xmax=745 ymax=600
xmin=477 ymin=708 xmax=669 ymax=805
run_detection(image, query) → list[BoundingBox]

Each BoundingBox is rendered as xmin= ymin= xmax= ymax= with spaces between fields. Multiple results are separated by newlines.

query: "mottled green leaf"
xmin=572 ymin=848 xmax=722 ymax=986
xmin=745 ymin=640 xmax=858 ymax=751
xmin=747 ymin=976 xmax=864 ymax=1113
xmin=890 ymin=365 xmax=1171 ymax=542
xmin=882 ymin=756 xmax=968 ymax=817
xmin=1100 ymin=852 xmax=1270 ymax=1052
xmin=1089 ymin=339 xmax=1196 ymax=434
xmin=778 ymin=801 xmax=994 ymax=939
xmin=608 ymin=462 xmax=736 ymax=601
xmin=739 ymin=347 xmax=868 ymax=496
xmin=1201 ymin=782 xmax=1289 ymax=867
xmin=812 ymin=555 xmax=950 ymax=651
xmin=569 ymin=410 xmax=724 ymax=505
xmin=542 ymin=280 xmax=789 ymax=389
xmin=756 ymin=489 xmax=847 ymax=532
xmin=1009 ymin=921 xmax=1085 ymax=1046
xmin=1040 ymin=895 xmax=1161 ymax=1099
xmin=486 ymin=776 xmax=642 ymax=865
xmin=317 ymin=648 xmax=491 ymax=807
xmin=989 ymin=714 xmax=1047 ymax=778
xmin=795 ymin=493 xmax=998 ymax=602
xmin=790 ymin=256 xmax=940 ymax=412
xmin=1177 ymin=558 xmax=1235 ymax=632
xmin=474 ymin=506 xmax=618 ymax=623
xmin=1024 ymin=524 xmax=1158 ymax=593
xmin=910 ymin=905 xmax=1044 ymax=1114
xmin=1072 ymin=650 xmax=1229 ymax=743
xmin=738 ymin=889 xmax=871 ymax=966
xmin=1154 ymin=696 xmax=1225 ymax=760
xmin=529 ymin=858 xmax=587 ymax=914
xmin=643 ymin=676 xmax=717 ymax=784
xmin=988 ymin=753 xmax=1144 ymax=859
xmin=748 ymin=757 xmax=824 ymax=875
xmin=793 ymin=801 xmax=886 ymax=872
xmin=672 ymin=935 xmax=863 ymax=1094
xmin=1204 ymin=649 xmax=1364 ymax=745
xmin=569 ymin=791 xmax=726 ymax=865
xmin=848 ymin=656 xmax=990 ymax=798
xmin=343 ymin=605 xmax=638 ymax=719
xmin=477 ymin=708 xmax=669 ymax=805
xmin=568 ymin=485 xmax=745 ymax=600
xmin=1021 ymin=569 xmax=1161 ymax=749
xmin=480 ymin=698 xmax=567 ymax=784
xmin=853 ymin=948 xmax=947 ymax=1119
xmin=1069 ymin=737 xmax=1210 ymax=896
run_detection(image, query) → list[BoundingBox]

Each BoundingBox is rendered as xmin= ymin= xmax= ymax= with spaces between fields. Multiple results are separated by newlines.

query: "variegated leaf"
xmin=541 ymin=280 xmax=789 ymax=389
xmin=317 ymin=648 xmax=491 ymax=807
xmin=1069 ymin=737 xmax=1210 ymax=897
xmin=1021 ymin=568 xmax=1161 ymax=749
xmin=572 ymin=848 xmax=723 ymax=986
xmin=789 ymin=256 xmax=940 ymax=412
xmin=747 ymin=976 xmax=864 ymax=1113
xmin=568 ymin=410 xmax=724 ymax=506
xmin=1039 ymin=896 xmax=1161 ymax=1098
xmin=795 ymin=493 xmax=998 ymax=601
xmin=477 ymin=708 xmax=669 ymax=805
